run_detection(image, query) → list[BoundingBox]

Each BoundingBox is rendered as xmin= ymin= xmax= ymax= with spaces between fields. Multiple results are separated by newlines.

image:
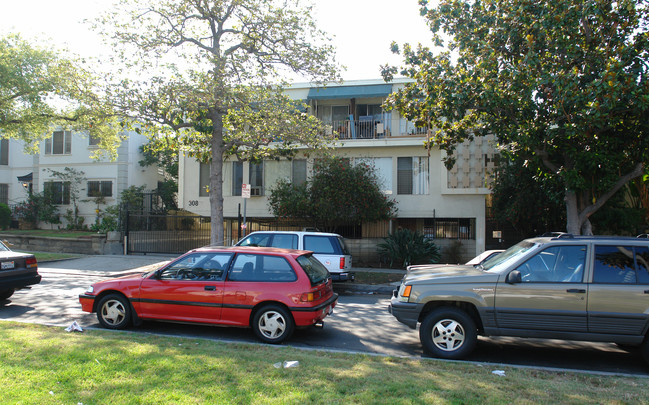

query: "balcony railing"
xmin=321 ymin=116 xmax=430 ymax=139
xmin=325 ymin=117 xmax=389 ymax=140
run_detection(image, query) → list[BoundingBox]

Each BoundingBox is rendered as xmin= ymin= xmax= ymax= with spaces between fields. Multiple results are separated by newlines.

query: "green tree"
xmin=96 ymin=0 xmax=341 ymax=245
xmin=492 ymin=154 xmax=566 ymax=237
xmin=46 ymin=167 xmax=87 ymax=230
xmin=139 ymin=136 xmax=179 ymax=211
xmin=0 ymin=34 xmax=122 ymax=158
xmin=268 ymin=157 xmax=397 ymax=231
xmin=383 ymin=0 xmax=649 ymax=235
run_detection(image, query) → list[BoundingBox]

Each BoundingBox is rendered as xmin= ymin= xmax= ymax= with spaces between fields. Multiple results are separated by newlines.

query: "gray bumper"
xmin=1 ymin=273 xmax=41 ymax=291
xmin=388 ymin=297 xmax=421 ymax=329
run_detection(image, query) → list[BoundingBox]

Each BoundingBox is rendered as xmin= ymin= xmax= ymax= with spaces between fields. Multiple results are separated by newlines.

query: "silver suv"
xmin=236 ymin=231 xmax=353 ymax=281
xmin=389 ymin=234 xmax=649 ymax=364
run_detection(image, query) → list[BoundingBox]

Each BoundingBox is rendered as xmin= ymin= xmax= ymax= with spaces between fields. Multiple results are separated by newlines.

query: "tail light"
xmin=340 ymin=257 xmax=345 ymax=269
xmin=26 ymin=257 xmax=38 ymax=269
xmin=300 ymin=290 xmax=323 ymax=302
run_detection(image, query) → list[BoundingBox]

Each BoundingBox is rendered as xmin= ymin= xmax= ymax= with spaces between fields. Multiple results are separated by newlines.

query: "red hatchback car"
xmin=79 ymin=246 xmax=338 ymax=343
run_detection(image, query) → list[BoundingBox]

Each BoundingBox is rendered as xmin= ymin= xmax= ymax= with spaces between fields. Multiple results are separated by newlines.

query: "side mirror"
xmin=506 ymin=270 xmax=522 ymax=284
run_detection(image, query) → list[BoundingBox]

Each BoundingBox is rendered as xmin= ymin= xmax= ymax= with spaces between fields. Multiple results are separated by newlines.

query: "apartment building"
xmin=178 ymin=79 xmax=497 ymax=263
xmin=0 ymin=129 xmax=162 ymax=229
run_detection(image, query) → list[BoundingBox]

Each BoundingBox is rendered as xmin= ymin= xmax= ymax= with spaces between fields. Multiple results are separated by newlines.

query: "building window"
xmin=0 ymin=184 xmax=7 ymax=205
xmin=232 ymin=161 xmax=243 ymax=196
xmin=44 ymin=181 xmax=70 ymax=205
xmin=89 ymin=135 xmax=100 ymax=146
xmin=397 ymin=157 xmax=429 ymax=195
xmin=424 ymin=218 xmax=476 ymax=240
xmin=0 ymin=139 xmax=8 ymax=165
xmin=199 ymin=162 xmax=210 ymax=197
xmin=292 ymin=159 xmax=307 ymax=186
xmin=44 ymin=131 xmax=72 ymax=155
xmin=249 ymin=162 xmax=264 ymax=196
xmin=87 ymin=181 xmax=113 ymax=197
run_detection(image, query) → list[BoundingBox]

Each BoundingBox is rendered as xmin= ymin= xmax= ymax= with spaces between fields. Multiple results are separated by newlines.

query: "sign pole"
xmin=241 ymin=183 xmax=251 ymax=237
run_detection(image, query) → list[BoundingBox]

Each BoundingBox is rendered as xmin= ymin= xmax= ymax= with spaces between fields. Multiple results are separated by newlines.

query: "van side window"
xmin=270 ymin=234 xmax=298 ymax=249
xmin=304 ymin=235 xmax=339 ymax=254
xmin=593 ymin=245 xmax=637 ymax=284
xmin=239 ymin=233 xmax=271 ymax=247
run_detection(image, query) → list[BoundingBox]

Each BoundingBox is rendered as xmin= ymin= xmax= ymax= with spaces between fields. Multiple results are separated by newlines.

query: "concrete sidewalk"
xmin=39 ymin=254 xmax=400 ymax=295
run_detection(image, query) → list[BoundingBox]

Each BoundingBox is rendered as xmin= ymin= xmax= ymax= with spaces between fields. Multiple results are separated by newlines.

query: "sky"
xmin=0 ymin=0 xmax=433 ymax=81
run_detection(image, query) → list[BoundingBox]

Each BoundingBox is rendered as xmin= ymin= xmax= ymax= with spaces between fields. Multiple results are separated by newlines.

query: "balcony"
xmin=320 ymin=115 xmax=430 ymax=140
xmin=326 ymin=116 xmax=387 ymax=140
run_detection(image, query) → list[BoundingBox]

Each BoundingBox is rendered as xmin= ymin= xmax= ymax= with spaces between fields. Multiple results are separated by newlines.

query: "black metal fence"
xmin=125 ymin=213 xmax=212 ymax=254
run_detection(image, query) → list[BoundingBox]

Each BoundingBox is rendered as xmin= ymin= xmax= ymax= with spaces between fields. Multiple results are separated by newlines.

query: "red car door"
xmin=137 ymin=252 xmax=233 ymax=323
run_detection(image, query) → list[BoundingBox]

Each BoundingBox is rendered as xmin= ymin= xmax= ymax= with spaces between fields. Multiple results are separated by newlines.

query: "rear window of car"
xmin=304 ymin=235 xmax=347 ymax=255
xmin=296 ymin=254 xmax=329 ymax=285
xmin=228 ymin=254 xmax=297 ymax=282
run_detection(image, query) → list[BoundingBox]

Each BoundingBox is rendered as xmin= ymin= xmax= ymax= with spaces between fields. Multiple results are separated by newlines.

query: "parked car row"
xmin=6 ymin=229 xmax=649 ymax=367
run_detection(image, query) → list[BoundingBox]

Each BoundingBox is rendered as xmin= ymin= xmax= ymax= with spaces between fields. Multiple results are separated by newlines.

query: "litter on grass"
xmin=274 ymin=361 xmax=299 ymax=369
xmin=65 ymin=321 xmax=83 ymax=332
xmin=492 ymin=370 xmax=506 ymax=377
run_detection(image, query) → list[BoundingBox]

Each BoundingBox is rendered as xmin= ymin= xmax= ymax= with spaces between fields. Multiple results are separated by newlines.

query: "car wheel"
xmin=0 ymin=289 xmax=14 ymax=300
xmin=97 ymin=294 xmax=131 ymax=330
xmin=252 ymin=305 xmax=294 ymax=344
xmin=419 ymin=307 xmax=477 ymax=359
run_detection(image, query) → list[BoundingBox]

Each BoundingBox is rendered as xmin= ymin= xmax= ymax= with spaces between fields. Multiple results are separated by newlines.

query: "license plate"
xmin=1 ymin=261 xmax=15 ymax=270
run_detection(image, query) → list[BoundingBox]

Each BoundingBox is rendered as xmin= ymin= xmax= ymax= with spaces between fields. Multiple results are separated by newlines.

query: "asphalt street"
xmin=2 ymin=255 xmax=649 ymax=376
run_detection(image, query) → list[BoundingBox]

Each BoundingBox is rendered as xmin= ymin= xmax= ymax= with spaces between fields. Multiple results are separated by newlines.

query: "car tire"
xmin=419 ymin=307 xmax=477 ymax=359
xmin=0 ymin=289 xmax=14 ymax=300
xmin=252 ymin=304 xmax=294 ymax=344
xmin=97 ymin=294 xmax=131 ymax=330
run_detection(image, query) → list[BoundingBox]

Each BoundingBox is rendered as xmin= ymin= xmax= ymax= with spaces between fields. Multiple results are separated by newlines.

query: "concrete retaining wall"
xmin=0 ymin=233 xmax=124 ymax=255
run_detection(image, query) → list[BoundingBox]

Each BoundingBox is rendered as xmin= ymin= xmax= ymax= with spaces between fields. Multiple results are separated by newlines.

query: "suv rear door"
xmin=303 ymin=234 xmax=351 ymax=274
xmin=587 ymin=244 xmax=649 ymax=336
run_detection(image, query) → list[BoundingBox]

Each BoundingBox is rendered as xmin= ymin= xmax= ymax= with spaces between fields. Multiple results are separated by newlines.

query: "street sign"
xmin=242 ymin=183 xmax=251 ymax=198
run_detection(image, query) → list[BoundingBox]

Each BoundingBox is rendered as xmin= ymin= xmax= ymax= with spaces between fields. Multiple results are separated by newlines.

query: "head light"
xmin=86 ymin=286 xmax=94 ymax=294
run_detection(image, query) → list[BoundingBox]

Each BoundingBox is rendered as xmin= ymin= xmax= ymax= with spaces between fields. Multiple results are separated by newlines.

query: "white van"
xmin=236 ymin=231 xmax=353 ymax=281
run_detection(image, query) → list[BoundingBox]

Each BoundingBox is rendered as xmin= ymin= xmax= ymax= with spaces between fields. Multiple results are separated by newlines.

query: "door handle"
xmin=204 ymin=286 xmax=216 ymax=291
xmin=566 ymin=289 xmax=586 ymax=293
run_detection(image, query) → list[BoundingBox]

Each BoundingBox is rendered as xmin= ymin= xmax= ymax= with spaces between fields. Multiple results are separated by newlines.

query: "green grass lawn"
xmin=0 ymin=229 xmax=100 ymax=238
xmin=0 ymin=322 xmax=647 ymax=404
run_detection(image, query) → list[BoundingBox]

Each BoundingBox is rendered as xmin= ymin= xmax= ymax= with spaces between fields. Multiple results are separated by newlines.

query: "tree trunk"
xmin=564 ymin=163 xmax=644 ymax=236
xmin=209 ymin=112 xmax=225 ymax=246
xmin=565 ymin=190 xmax=581 ymax=235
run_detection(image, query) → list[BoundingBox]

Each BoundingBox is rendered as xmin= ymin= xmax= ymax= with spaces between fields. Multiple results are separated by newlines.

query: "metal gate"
xmin=125 ymin=213 xmax=211 ymax=254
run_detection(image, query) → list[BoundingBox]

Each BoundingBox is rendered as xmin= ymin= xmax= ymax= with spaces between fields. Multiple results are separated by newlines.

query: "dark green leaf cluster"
xmin=267 ymin=157 xmax=397 ymax=231
xmin=385 ymin=0 xmax=649 ymax=233
xmin=376 ymin=228 xmax=441 ymax=269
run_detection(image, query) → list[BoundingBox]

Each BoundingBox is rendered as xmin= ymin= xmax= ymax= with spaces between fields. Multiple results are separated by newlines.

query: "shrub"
xmin=0 ymin=203 xmax=10 ymax=230
xmin=377 ymin=229 xmax=441 ymax=269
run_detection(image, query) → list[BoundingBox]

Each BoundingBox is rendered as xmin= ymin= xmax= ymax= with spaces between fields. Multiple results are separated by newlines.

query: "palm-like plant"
xmin=377 ymin=229 xmax=440 ymax=269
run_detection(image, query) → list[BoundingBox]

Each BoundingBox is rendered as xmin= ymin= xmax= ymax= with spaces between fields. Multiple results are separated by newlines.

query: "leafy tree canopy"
xmin=268 ymin=157 xmax=397 ymax=231
xmin=97 ymin=0 xmax=342 ymax=245
xmin=0 ymin=34 xmax=122 ymax=158
xmin=383 ymin=0 xmax=649 ymax=234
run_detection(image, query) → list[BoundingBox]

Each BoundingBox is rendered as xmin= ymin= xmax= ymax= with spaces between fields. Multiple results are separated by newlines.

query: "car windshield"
xmin=481 ymin=240 xmax=539 ymax=272
xmin=296 ymin=254 xmax=329 ymax=286
xmin=0 ymin=241 xmax=9 ymax=251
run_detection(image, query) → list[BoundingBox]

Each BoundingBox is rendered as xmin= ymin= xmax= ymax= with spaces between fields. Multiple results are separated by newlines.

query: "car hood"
xmin=405 ymin=264 xmax=499 ymax=284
